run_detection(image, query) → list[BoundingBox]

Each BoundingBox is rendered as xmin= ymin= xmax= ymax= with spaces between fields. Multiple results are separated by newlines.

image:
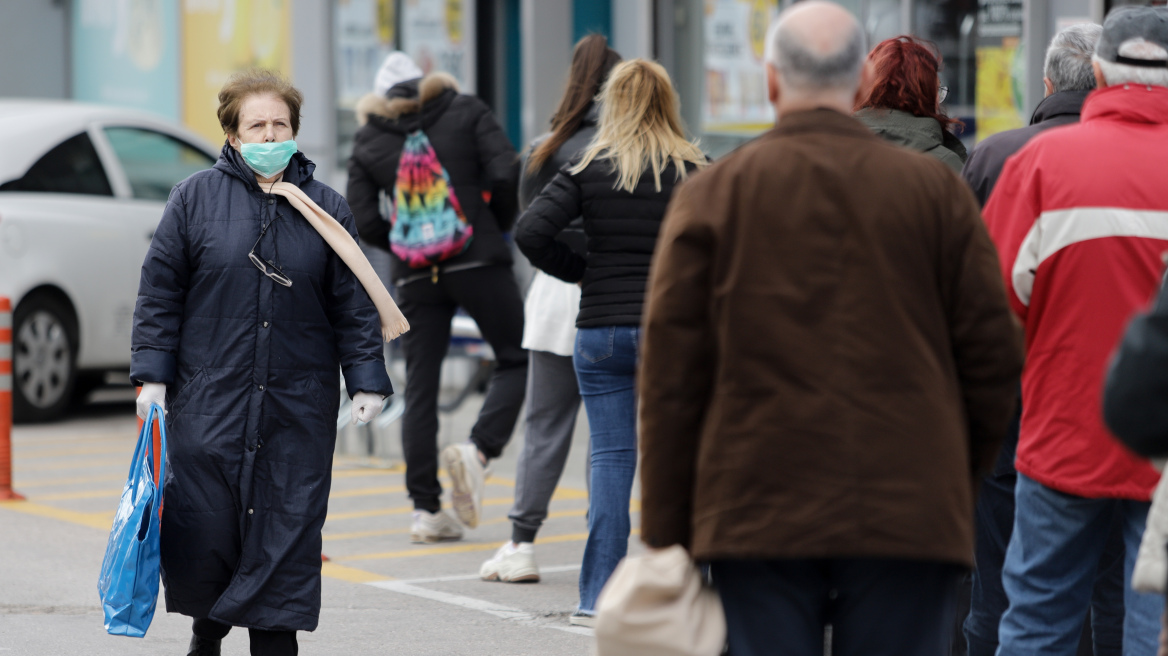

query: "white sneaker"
xmin=480 ymin=542 xmax=540 ymax=583
xmin=410 ymin=510 xmax=463 ymax=544
xmin=442 ymin=443 xmax=487 ymax=528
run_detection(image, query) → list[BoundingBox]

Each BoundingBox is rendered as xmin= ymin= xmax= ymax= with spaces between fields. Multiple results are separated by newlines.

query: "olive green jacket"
xmin=856 ymin=108 xmax=968 ymax=173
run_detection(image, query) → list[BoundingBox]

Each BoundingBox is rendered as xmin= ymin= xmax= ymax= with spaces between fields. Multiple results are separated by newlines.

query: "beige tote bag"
xmin=594 ymin=545 xmax=726 ymax=656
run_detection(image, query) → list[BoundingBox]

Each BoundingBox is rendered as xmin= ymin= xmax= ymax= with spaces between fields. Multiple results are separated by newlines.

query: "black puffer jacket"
xmin=516 ymin=159 xmax=698 ymax=327
xmin=517 ymin=103 xmax=600 ymax=257
xmin=347 ymin=74 xmax=519 ymax=284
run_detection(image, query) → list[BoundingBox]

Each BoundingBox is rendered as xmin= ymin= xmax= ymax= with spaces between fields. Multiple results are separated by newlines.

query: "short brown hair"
xmin=216 ymin=69 xmax=304 ymax=137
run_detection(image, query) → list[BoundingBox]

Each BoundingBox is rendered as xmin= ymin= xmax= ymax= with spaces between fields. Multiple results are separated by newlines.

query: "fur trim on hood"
xmin=355 ymin=72 xmax=461 ymax=127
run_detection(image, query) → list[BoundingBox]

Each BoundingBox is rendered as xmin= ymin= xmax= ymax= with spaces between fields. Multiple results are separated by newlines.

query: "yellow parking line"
xmin=329 ymin=485 xmax=406 ymax=499
xmin=0 ymin=500 xmax=114 ymax=530
xmin=16 ymin=458 xmax=129 ymax=472
xmin=326 ymin=504 xmax=416 ymax=521
xmin=16 ymin=445 xmax=131 ymax=460
xmin=0 ymin=499 xmax=389 ymax=586
xmin=34 ymin=488 xmax=124 ymax=501
xmin=14 ymin=473 xmax=126 ymax=488
xmin=13 ymin=435 xmax=132 ymax=447
xmin=337 ymin=530 xmax=640 ymax=563
xmin=331 ymin=468 xmax=405 ymax=479
xmin=321 ymin=508 xmax=597 ymax=542
xmin=321 ymin=562 xmax=392 ymax=584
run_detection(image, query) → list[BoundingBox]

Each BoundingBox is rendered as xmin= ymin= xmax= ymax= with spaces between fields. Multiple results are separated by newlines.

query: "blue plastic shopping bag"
xmin=97 ymin=404 xmax=167 ymax=637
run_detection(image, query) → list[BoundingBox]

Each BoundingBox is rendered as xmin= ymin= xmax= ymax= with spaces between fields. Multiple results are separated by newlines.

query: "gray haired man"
xmin=958 ymin=24 xmax=1125 ymax=656
xmin=962 ymin=23 xmax=1102 ymax=206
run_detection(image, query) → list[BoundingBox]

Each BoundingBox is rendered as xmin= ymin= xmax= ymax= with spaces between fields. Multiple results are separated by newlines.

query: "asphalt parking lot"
xmin=0 ymin=387 xmax=639 ymax=655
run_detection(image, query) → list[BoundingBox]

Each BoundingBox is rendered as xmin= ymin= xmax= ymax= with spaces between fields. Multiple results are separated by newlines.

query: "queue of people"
xmin=128 ymin=2 xmax=1168 ymax=654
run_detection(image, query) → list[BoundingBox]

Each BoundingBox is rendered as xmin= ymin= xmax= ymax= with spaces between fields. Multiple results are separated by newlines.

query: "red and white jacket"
xmin=984 ymin=84 xmax=1168 ymax=500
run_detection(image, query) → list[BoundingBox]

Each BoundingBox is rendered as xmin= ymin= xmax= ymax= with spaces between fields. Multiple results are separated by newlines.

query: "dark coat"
xmin=1104 ymin=275 xmax=1168 ymax=458
xmin=961 ymin=89 xmax=1090 ymax=206
xmin=517 ymin=103 xmax=601 ymax=257
xmin=515 ymin=158 xmax=698 ymax=328
xmin=130 ymin=145 xmax=392 ymax=631
xmin=347 ymin=75 xmax=519 ymax=285
xmin=856 ymin=107 xmax=969 ymax=173
xmin=638 ymin=109 xmax=1023 ymax=566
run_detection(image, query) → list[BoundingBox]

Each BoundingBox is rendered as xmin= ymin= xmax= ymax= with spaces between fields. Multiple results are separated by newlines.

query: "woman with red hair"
xmin=856 ymin=36 xmax=967 ymax=172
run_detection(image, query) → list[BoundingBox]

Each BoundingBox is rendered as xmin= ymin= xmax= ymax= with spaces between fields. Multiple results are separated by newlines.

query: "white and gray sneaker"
xmin=410 ymin=510 xmax=464 ymax=544
xmin=480 ymin=542 xmax=540 ymax=583
xmin=442 ymin=442 xmax=488 ymax=528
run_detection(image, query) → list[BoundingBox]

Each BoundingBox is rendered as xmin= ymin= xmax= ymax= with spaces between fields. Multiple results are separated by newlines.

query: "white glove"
xmin=137 ymin=382 xmax=167 ymax=420
xmin=351 ymin=391 xmax=385 ymax=425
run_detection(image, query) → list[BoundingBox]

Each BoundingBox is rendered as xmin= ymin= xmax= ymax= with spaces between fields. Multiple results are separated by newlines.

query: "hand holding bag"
xmin=594 ymin=544 xmax=726 ymax=656
xmin=97 ymin=404 xmax=167 ymax=637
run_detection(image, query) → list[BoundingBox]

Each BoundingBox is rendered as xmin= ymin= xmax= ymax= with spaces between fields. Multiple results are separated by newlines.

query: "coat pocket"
xmin=303 ymin=374 xmax=332 ymax=412
xmin=167 ymin=368 xmax=206 ymax=418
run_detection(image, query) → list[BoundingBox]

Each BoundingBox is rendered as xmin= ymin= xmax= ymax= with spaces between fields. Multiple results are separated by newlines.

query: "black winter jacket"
xmin=131 ymin=145 xmax=391 ymax=631
xmin=517 ymin=104 xmax=600 ymax=257
xmin=347 ymin=75 xmax=520 ymax=284
xmin=516 ymin=159 xmax=698 ymax=327
xmin=961 ymin=89 xmax=1090 ymax=207
xmin=1104 ymin=274 xmax=1168 ymax=458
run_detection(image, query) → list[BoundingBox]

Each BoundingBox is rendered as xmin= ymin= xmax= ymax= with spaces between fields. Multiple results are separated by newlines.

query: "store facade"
xmin=6 ymin=0 xmax=1165 ymax=185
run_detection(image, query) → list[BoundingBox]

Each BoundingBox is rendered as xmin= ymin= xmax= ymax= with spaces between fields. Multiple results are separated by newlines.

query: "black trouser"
xmin=397 ymin=265 xmax=528 ymax=512
xmin=711 ymin=558 xmax=962 ymax=656
xmin=192 ymin=618 xmax=296 ymax=656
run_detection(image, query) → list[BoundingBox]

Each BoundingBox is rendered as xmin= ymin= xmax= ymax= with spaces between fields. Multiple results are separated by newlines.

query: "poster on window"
xmin=974 ymin=0 xmax=1024 ymax=141
xmin=73 ymin=0 xmax=180 ymax=120
xmin=703 ymin=0 xmax=779 ymax=135
xmin=400 ymin=0 xmax=475 ymax=91
xmin=182 ymin=0 xmax=293 ymax=144
xmin=335 ymin=0 xmax=396 ymax=109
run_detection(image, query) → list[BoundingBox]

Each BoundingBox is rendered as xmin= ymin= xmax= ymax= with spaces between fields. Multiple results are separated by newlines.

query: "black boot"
xmin=187 ymin=635 xmax=222 ymax=656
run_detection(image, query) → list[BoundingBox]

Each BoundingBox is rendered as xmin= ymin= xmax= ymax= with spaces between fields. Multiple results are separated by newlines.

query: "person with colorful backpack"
xmin=347 ymin=54 xmax=526 ymax=543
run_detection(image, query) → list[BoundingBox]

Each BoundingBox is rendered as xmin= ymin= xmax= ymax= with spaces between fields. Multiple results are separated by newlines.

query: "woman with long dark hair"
xmin=516 ymin=59 xmax=708 ymax=625
xmin=855 ymin=36 xmax=967 ymax=172
xmin=479 ymin=35 xmax=621 ymax=585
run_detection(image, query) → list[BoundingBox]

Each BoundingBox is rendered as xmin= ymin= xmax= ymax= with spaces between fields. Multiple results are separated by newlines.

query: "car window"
xmin=0 ymin=132 xmax=113 ymax=196
xmin=103 ymin=127 xmax=215 ymax=201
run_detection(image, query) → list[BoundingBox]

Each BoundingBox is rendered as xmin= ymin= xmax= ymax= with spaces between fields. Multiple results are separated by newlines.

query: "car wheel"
xmin=12 ymin=295 xmax=77 ymax=423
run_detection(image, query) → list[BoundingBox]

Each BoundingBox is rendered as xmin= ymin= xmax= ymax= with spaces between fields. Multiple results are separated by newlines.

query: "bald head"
xmin=765 ymin=1 xmax=867 ymax=95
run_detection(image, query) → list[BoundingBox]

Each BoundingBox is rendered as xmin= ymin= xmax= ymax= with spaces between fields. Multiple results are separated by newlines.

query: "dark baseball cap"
xmin=1096 ymin=6 xmax=1168 ymax=68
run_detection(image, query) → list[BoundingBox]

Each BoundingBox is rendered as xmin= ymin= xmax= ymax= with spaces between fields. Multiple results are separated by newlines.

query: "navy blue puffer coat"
xmin=130 ymin=144 xmax=392 ymax=631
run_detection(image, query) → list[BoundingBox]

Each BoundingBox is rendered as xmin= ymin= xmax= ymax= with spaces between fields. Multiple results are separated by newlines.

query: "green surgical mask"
xmin=239 ymin=140 xmax=297 ymax=178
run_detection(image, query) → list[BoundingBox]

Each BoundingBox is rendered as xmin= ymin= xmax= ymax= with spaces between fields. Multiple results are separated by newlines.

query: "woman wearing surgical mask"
xmin=130 ymin=69 xmax=395 ymax=656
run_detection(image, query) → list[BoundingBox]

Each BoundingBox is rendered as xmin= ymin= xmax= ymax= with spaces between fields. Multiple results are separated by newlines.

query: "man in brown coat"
xmin=638 ymin=2 xmax=1024 ymax=655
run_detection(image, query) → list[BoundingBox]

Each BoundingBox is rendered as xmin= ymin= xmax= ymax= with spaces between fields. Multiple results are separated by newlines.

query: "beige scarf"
xmin=269 ymin=181 xmax=410 ymax=341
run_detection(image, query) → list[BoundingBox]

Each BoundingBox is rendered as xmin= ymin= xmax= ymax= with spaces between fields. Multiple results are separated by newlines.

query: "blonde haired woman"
xmin=515 ymin=58 xmax=707 ymax=625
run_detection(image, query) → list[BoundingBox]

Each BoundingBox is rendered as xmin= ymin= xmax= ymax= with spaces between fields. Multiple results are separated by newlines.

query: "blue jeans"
xmin=574 ymin=325 xmax=639 ymax=613
xmin=965 ymin=413 xmax=1125 ymax=656
xmin=998 ymin=473 xmax=1163 ymax=656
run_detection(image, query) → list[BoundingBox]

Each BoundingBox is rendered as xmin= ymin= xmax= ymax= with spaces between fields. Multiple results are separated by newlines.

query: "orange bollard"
xmin=0 ymin=297 xmax=25 ymax=501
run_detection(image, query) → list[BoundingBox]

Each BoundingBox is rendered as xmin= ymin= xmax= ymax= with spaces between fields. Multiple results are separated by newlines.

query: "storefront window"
xmin=334 ymin=0 xmax=397 ymax=164
xmin=915 ymin=0 xmax=978 ymax=137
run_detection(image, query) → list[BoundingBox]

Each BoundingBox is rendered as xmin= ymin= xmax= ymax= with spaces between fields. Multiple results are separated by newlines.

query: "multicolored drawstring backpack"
xmin=389 ymin=130 xmax=474 ymax=268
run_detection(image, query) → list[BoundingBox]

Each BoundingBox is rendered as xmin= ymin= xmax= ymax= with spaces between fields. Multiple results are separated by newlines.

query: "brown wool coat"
xmin=638 ymin=109 xmax=1024 ymax=567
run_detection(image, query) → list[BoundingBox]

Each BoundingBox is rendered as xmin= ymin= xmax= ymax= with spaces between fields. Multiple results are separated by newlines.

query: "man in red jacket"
xmin=984 ymin=7 xmax=1168 ymax=653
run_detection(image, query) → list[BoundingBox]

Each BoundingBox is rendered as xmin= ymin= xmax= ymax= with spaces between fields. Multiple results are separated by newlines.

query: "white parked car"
xmin=0 ymin=101 xmax=218 ymax=422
